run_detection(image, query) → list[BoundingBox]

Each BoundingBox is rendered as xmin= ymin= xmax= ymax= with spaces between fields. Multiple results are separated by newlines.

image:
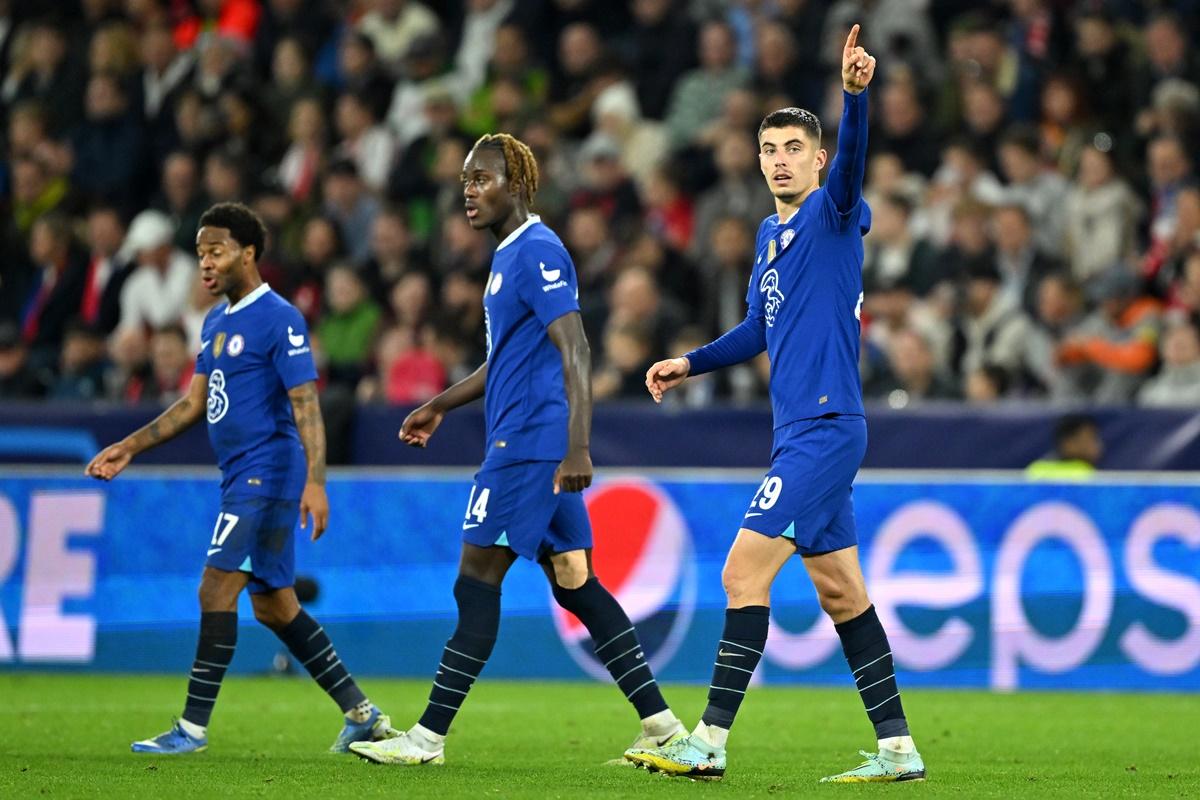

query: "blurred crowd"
xmin=2 ymin=0 xmax=1200 ymax=410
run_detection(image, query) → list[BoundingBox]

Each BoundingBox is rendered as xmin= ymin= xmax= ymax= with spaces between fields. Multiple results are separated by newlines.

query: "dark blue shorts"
xmin=204 ymin=494 xmax=297 ymax=594
xmin=740 ymin=415 xmax=867 ymax=556
xmin=461 ymin=459 xmax=592 ymax=561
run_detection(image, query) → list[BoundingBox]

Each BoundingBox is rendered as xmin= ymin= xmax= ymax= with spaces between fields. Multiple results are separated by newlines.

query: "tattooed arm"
xmin=288 ymin=380 xmax=329 ymax=540
xmin=85 ymin=373 xmax=208 ymax=480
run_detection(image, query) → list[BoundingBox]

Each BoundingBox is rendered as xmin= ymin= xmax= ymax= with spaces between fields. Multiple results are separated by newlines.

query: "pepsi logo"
xmin=551 ymin=479 xmax=696 ymax=680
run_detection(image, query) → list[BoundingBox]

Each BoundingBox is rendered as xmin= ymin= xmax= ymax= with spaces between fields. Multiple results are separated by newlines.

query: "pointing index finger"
xmin=844 ymin=23 xmax=860 ymax=56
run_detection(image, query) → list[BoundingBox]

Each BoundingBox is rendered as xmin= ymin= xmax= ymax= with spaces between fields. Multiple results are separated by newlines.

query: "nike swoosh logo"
xmin=420 ymin=753 xmax=440 ymax=763
xmin=207 ymin=548 xmax=221 ymax=556
xmin=463 ymin=523 xmax=480 ymax=530
xmin=744 ymin=512 xmax=764 ymax=518
xmin=192 ymin=668 xmax=208 ymax=673
xmin=201 ymin=339 xmax=211 ymax=349
xmin=718 ymin=649 xmax=744 ymax=657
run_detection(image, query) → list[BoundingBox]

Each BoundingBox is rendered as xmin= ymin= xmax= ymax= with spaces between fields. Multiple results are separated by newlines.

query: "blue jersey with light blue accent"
xmin=481 ymin=216 xmax=580 ymax=462
xmin=685 ymin=90 xmax=872 ymax=428
xmin=194 ymin=284 xmax=318 ymax=497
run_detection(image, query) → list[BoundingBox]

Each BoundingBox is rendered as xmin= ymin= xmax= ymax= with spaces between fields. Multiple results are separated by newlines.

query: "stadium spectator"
xmin=963 ymin=363 xmax=1010 ymax=404
xmin=49 ymin=321 xmax=108 ymax=401
xmin=22 ymin=213 xmax=88 ymax=368
xmin=570 ymin=134 xmax=642 ymax=240
xmin=321 ymin=159 xmax=381 ymax=266
xmin=138 ymin=21 xmax=195 ymax=162
xmin=623 ymin=0 xmax=697 ymax=121
xmin=862 ymin=192 xmax=942 ymax=298
xmin=116 ymin=210 xmax=193 ymax=334
xmin=141 ymin=324 xmax=194 ymax=405
xmin=277 ymin=97 xmax=327 ymax=203
xmin=587 ymin=81 xmax=669 ymax=186
xmin=0 ymin=322 xmax=41 ymax=399
xmin=1056 ymin=267 xmax=1162 ymax=404
xmin=361 ymin=209 xmax=422 ymax=301
xmin=1062 ymin=144 xmax=1142 ymax=285
xmin=316 ymin=263 xmax=382 ymax=388
xmin=203 ymin=149 xmax=246 ymax=205
xmin=1168 ymin=249 xmax=1200 ymax=315
xmin=461 ymin=22 xmax=548 ymax=139
xmin=1142 ymin=135 xmax=1195 ymax=281
xmin=153 ymin=151 xmax=208 ymax=252
xmin=641 ymin=168 xmax=694 ymax=252
xmin=664 ymin=20 xmax=748 ymax=149
xmin=71 ymin=72 xmax=144 ymax=212
xmin=547 ymin=22 xmax=618 ymax=139
xmin=997 ymin=125 xmax=1068 ymax=258
xmin=873 ymin=74 xmax=941 ymax=178
xmin=602 ymin=266 xmax=685 ymax=359
xmin=593 ymin=322 xmax=654 ymax=401
xmin=263 ymin=36 xmax=320 ymax=138
xmin=332 ymin=91 xmax=395 ymax=194
xmin=367 ymin=323 xmax=446 ymax=404
xmin=1023 ymin=272 xmax=1086 ymax=401
xmin=8 ymin=19 xmax=85 ymax=135
xmin=1137 ymin=314 xmax=1200 ymax=408
xmin=1026 ymin=413 xmax=1103 ymax=479
xmin=1135 ymin=12 xmax=1200 ymax=106
xmin=690 ymin=132 xmax=775 ymax=263
xmin=452 ymin=0 xmax=515 ymax=97
xmin=1068 ymin=7 xmax=1137 ymax=139
xmin=357 ymin=0 xmax=441 ymax=75
xmin=291 ymin=216 xmax=344 ymax=322
xmin=337 ymin=30 xmax=394 ymax=123
xmin=879 ymin=327 xmax=959 ymax=407
xmin=990 ymin=203 xmax=1061 ymax=316
xmin=1037 ymin=73 xmax=1091 ymax=176
xmin=81 ymin=204 xmax=132 ymax=335
xmin=954 ymin=260 xmax=1033 ymax=390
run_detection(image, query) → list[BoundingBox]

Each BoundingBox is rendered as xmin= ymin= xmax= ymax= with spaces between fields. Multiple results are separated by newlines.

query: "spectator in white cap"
xmin=116 ymin=210 xmax=195 ymax=334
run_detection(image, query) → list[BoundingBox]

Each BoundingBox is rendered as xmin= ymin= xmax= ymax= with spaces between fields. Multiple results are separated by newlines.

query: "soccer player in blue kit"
xmin=350 ymin=133 xmax=686 ymax=766
xmin=86 ymin=203 xmax=397 ymax=755
xmin=630 ymin=26 xmax=925 ymax=782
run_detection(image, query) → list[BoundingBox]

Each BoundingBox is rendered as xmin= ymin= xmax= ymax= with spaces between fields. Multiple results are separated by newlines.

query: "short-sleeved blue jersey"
xmin=194 ymin=284 xmax=318 ymax=498
xmin=481 ymin=216 xmax=580 ymax=462
xmin=749 ymin=189 xmax=872 ymax=425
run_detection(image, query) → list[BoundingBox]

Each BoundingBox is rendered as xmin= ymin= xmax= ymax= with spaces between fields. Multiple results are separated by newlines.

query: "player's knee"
xmin=722 ymin=563 xmax=767 ymax=606
xmin=251 ymin=602 xmax=290 ymax=631
xmin=198 ymin=575 xmax=235 ymax=612
xmin=815 ymin=579 xmax=868 ymax=620
xmin=551 ymin=561 xmax=589 ymax=591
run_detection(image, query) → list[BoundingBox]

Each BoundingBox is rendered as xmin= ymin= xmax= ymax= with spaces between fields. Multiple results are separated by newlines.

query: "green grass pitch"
xmin=0 ymin=674 xmax=1192 ymax=798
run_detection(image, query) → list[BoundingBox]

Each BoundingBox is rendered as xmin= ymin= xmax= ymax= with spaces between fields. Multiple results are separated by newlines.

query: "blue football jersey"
xmin=749 ymin=187 xmax=872 ymax=425
xmin=194 ymin=284 xmax=318 ymax=497
xmin=481 ymin=216 xmax=580 ymax=462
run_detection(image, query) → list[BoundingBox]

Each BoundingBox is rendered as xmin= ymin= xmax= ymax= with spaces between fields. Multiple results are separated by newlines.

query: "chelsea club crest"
xmin=781 ymin=228 xmax=795 ymax=250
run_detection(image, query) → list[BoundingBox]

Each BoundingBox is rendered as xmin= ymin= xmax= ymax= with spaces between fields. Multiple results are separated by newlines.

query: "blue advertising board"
xmin=0 ymin=469 xmax=1197 ymax=691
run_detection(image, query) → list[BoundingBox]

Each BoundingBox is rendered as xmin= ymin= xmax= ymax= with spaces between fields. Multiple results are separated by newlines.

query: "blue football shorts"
xmin=740 ymin=414 xmax=867 ymax=556
xmin=461 ymin=458 xmax=593 ymax=560
xmin=204 ymin=493 xmax=298 ymax=593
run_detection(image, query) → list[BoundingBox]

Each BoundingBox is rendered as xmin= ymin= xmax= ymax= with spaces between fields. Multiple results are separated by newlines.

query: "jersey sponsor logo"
xmin=287 ymin=326 xmax=305 ymax=347
xmin=542 ymin=280 xmax=568 ymax=292
xmin=227 ymin=334 xmax=244 ymax=357
xmin=539 ymin=261 xmax=561 ymax=282
xmin=207 ymin=369 xmax=229 ymax=423
xmin=551 ymin=480 xmax=696 ymax=680
xmin=213 ymin=332 xmax=226 ymax=358
xmin=781 ymin=229 xmax=795 ymax=250
xmin=759 ymin=268 xmax=786 ymax=327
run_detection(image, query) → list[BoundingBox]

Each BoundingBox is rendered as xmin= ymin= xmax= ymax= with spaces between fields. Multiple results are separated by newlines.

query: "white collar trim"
xmin=225 ymin=282 xmax=271 ymax=315
xmin=495 ymin=215 xmax=540 ymax=251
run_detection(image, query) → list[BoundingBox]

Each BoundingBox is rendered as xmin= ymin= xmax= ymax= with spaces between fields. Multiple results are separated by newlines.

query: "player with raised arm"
xmin=86 ymin=203 xmax=398 ymax=755
xmin=349 ymin=133 xmax=686 ymax=766
xmin=628 ymin=26 xmax=925 ymax=783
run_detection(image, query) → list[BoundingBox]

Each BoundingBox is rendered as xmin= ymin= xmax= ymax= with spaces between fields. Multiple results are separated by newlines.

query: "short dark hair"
xmin=758 ymin=107 xmax=822 ymax=144
xmin=1055 ymin=413 xmax=1098 ymax=446
xmin=198 ymin=202 xmax=267 ymax=259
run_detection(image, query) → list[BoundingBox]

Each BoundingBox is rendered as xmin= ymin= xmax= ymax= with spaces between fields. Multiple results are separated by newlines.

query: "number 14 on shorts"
xmin=747 ymin=476 xmax=783 ymax=516
xmin=463 ymin=485 xmax=491 ymax=528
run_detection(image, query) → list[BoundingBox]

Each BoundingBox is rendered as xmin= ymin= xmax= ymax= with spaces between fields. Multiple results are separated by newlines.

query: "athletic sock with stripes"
xmin=700 ymin=605 xmax=769 ymax=732
xmin=551 ymin=578 xmax=669 ymax=720
xmin=181 ymin=611 xmax=238 ymax=729
xmin=835 ymin=605 xmax=909 ymax=739
xmin=277 ymin=609 xmax=368 ymax=714
xmin=418 ymin=576 xmax=501 ymax=736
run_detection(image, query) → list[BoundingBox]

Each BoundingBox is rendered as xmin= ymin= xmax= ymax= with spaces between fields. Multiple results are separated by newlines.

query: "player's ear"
xmin=816 ymin=148 xmax=828 ymax=172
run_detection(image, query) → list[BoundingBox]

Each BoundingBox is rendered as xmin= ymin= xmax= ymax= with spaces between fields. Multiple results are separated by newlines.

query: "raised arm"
xmin=547 ymin=311 xmax=592 ymax=494
xmin=398 ymin=361 xmax=489 ymax=448
xmin=826 ymin=24 xmax=875 ymax=213
xmin=85 ymin=373 xmax=208 ymax=480
xmin=288 ymin=380 xmax=329 ymax=540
